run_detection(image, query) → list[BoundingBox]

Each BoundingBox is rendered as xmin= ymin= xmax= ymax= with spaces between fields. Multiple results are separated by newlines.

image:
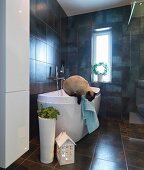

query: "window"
xmin=92 ymin=28 xmax=112 ymax=82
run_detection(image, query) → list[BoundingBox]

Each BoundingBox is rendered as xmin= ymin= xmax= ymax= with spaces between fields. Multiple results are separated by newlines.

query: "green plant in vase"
xmin=38 ymin=105 xmax=60 ymax=119
xmin=37 ymin=105 xmax=60 ymax=164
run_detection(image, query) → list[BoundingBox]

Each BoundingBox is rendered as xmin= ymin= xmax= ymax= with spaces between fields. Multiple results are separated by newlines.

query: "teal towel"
xmin=81 ymin=95 xmax=99 ymax=133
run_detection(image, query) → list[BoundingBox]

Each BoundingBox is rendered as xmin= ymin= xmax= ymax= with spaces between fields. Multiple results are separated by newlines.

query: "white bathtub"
xmin=37 ymin=87 xmax=101 ymax=142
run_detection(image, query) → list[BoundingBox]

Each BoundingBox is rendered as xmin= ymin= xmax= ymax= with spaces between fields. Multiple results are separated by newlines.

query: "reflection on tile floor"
xmin=4 ymin=119 xmax=144 ymax=170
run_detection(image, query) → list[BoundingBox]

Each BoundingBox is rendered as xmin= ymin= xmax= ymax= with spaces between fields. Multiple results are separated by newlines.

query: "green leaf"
xmin=37 ymin=105 xmax=60 ymax=119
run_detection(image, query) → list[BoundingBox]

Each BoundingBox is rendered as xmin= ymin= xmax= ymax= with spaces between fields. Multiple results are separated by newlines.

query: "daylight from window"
xmin=92 ymin=29 xmax=112 ymax=82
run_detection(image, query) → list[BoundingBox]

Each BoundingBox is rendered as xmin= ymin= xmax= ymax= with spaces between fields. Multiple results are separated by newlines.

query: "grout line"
xmin=17 ymin=145 xmax=58 ymax=169
xmin=125 ymin=148 xmax=144 ymax=154
xmin=75 ymin=152 xmax=93 ymax=159
xmin=119 ymin=123 xmax=129 ymax=170
xmin=25 ymin=147 xmax=40 ymax=161
xmin=29 ymin=142 xmax=40 ymax=146
xmin=53 ymin=162 xmax=59 ymax=170
xmin=91 ymin=156 xmax=128 ymax=165
xmin=89 ymin=128 xmax=101 ymax=170
xmin=15 ymin=159 xmax=25 ymax=169
xmin=127 ymin=165 xmax=144 ymax=170
xmin=16 ymin=147 xmax=39 ymax=169
xmin=19 ymin=159 xmax=55 ymax=169
xmin=24 ymin=159 xmax=54 ymax=168
xmin=30 ymin=138 xmax=40 ymax=146
xmin=31 ymin=13 xmax=60 ymax=35
xmin=89 ymin=121 xmax=129 ymax=169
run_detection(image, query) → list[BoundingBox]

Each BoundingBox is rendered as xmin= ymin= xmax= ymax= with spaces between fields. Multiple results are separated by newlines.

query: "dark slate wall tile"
xmin=30 ymin=35 xmax=36 ymax=60
xmin=78 ymin=42 xmax=91 ymax=67
xmin=46 ymin=44 xmax=54 ymax=64
xmin=67 ymin=44 xmax=78 ymax=53
xmin=46 ymin=26 xmax=54 ymax=46
xmin=46 ymin=26 xmax=59 ymax=48
xmin=112 ymin=70 xmax=122 ymax=83
xmin=68 ymin=16 xmax=78 ymax=30
xmin=140 ymin=34 xmax=144 ymax=51
xmin=67 ymin=29 xmax=77 ymax=44
xmin=129 ymin=18 xmax=141 ymax=36
xmin=121 ymin=36 xmax=130 ymax=66
xmin=35 ymin=18 xmax=47 ymax=42
xmin=46 ymin=64 xmax=53 ymax=79
xmin=92 ymin=9 xmax=107 ymax=26
xmin=30 ymin=0 xmax=67 ymax=138
xmin=61 ymin=18 xmax=68 ymax=46
xmin=140 ymin=17 xmax=144 ymax=34
xmin=67 ymin=52 xmax=78 ymax=67
xmin=35 ymin=0 xmax=58 ymax=30
xmin=139 ymin=39 xmax=144 ymax=79
xmin=78 ymin=68 xmax=91 ymax=82
xmin=77 ymin=13 xmax=92 ymax=28
xmin=30 ymin=94 xmax=39 ymax=139
xmin=69 ymin=66 xmax=79 ymax=76
xmin=50 ymin=65 xmax=56 ymax=78
xmin=30 ymin=0 xmax=36 ymax=14
xmin=30 ymin=59 xmax=35 ymax=82
xmin=122 ymin=97 xmax=129 ymax=119
xmin=98 ymin=96 xmax=108 ymax=118
xmin=112 ymin=56 xmax=122 ymax=67
xmin=30 ymin=13 xmax=37 ymax=36
xmin=105 ymin=84 xmax=122 ymax=96
xmin=53 ymin=49 xmax=60 ymax=65
xmin=78 ymin=26 xmax=91 ymax=43
xmin=54 ymin=13 xmax=61 ymax=34
xmin=106 ymin=8 xmax=123 ymax=23
xmin=35 ymin=61 xmax=47 ymax=82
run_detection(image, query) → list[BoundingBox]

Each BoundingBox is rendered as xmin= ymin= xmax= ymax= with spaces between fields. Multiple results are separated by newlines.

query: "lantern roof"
xmin=55 ymin=132 xmax=76 ymax=147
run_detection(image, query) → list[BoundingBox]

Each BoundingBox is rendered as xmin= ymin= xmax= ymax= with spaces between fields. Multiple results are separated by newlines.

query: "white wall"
xmin=0 ymin=0 xmax=29 ymax=168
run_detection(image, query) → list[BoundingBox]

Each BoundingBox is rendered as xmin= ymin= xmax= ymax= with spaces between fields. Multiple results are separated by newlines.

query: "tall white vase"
xmin=97 ymin=74 xmax=103 ymax=82
xmin=39 ymin=117 xmax=56 ymax=164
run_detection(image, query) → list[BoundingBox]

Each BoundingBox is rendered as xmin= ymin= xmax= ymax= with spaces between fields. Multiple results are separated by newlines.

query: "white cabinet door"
xmin=5 ymin=91 xmax=29 ymax=167
xmin=6 ymin=0 xmax=29 ymax=92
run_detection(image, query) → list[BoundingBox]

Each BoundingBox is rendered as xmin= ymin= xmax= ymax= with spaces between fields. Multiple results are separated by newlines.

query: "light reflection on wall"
xmin=36 ymin=40 xmax=46 ymax=62
xmin=36 ymin=3 xmax=47 ymax=12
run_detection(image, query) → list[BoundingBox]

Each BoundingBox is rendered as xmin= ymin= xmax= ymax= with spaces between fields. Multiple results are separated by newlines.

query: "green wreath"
xmin=92 ymin=62 xmax=108 ymax=75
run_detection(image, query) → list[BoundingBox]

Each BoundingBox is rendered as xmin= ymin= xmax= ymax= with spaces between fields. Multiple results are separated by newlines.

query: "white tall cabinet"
xmin=0 ymin=0 xmax=29 ymax=168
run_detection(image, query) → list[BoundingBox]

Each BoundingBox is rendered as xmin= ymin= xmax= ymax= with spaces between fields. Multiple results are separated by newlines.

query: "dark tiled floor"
xmin=5 ymin=119 xmax=144 ymax=170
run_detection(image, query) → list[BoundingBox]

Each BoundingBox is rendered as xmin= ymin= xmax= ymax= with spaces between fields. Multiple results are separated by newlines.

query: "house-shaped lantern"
xmin=55 ymin=132 xmax=76 ymax=165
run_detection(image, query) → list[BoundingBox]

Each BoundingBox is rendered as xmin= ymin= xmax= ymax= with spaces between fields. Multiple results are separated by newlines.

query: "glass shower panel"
xmin=127 ymin=0 xmax=144 ymax=139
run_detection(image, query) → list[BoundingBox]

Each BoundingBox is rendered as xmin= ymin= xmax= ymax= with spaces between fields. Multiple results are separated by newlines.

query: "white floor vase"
xmin=39 ymin=117 xmax=56 ymax=164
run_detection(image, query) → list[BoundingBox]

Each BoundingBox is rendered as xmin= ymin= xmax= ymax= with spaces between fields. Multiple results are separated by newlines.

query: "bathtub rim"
xmin=38 ymin=87 xmax=100 ymax=97
xmin=37 ymin=87 xmax=101 ymax=105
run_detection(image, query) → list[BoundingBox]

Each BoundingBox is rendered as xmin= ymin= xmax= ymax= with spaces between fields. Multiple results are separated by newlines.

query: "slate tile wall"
xmin=64 ymin=6 xmax=131 ymax=120
xmin=30 ymin=0 xmax=67 ymax=138
xmin=127 ymin=16 xmax=144 ymax=114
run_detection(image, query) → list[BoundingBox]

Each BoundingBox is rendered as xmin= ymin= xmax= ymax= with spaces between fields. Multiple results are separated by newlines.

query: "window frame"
xmin=91 ymin=28 xmax=112 ymax=83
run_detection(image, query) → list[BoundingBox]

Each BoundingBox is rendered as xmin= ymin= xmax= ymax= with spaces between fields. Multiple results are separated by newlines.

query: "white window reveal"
xmin=92 ymin=27 xmax=112 ymax=82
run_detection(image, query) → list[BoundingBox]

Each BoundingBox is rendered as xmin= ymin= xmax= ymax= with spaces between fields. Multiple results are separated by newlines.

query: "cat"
xmin=63 ymin=75 xmax=97 ymax=104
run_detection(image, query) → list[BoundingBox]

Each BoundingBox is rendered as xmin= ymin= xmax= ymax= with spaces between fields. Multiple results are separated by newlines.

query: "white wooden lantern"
xmin=55 ymin=132 xmax=76 ymax=166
